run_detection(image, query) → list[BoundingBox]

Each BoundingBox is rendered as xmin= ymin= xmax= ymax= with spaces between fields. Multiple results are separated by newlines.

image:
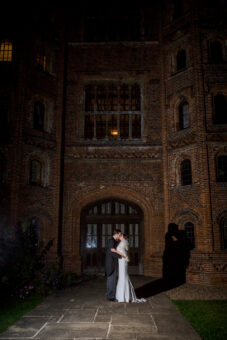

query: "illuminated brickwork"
xmin=0 ymin=1 xmax=226 ymax=286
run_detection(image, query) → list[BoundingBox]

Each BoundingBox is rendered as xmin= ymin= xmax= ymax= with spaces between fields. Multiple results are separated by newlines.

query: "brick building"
xmin=0 ymin=0 xmax=227 ymax=286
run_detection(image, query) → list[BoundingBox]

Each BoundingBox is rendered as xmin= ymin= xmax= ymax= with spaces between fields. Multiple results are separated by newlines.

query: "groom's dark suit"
xmin=105 ymin=237 xmax=121 ymax=300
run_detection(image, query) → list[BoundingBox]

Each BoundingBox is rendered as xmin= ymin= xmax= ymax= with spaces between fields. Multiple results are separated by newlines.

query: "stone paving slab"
xmin=0 ymin=276 xmax=201 ymax=340
xmin=0 ymin=316 xmax=48 ymax=338
xmin=35 ymin=322 xmax=109 ymax=339
xmin=61 ymin=309 xmax=97 ymax=322
xmin=111 ymin=314 xmax=157 ymax=329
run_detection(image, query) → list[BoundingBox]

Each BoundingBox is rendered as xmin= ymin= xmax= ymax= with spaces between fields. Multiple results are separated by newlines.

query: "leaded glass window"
xmin=84 ymin=84 xmax=141 ymax=140
xmin=29 ymin=160 xmax=42 ymax=186
xmin=0 ymin=40 xmax=12 ymax=62
xmin=36 ymin=52 xmax=47 ymax=72
xmin=34 ymin=102 xmax=45 ymax=131
xmin=184 ymin=222 xmax=195 ymax=249
xmin=181 ymin=159 xmax=192 ymax=186
xmin=86 ymin=224 xmax=97 ymax=248
xmin=213 ymin=94 xmax=227 ymax=124
xmin=82 ymin=199 xmax=142 ymax=273
xmin=179 ymin=102 xmax=190 ymax=129
xmin=177 ymin=49 xmax=186 ymax=71
xmin=216 ymin=155 xmax=227 ymax=182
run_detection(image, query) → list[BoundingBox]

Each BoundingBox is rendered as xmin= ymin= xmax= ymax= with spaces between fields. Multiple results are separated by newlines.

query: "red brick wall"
xmin=1 ymin=1 xmax=226 ymax=286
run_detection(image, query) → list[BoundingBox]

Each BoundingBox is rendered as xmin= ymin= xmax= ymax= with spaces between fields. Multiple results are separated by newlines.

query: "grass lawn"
xmin=172 ymin=300 xmax=227 ymax=340
xmin=0 ymin=294 xmax=44 ymax=334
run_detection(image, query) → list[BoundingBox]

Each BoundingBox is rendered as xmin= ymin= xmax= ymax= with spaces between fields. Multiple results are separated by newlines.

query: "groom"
xmin=105 ymin=229 xmax=122 ymax=301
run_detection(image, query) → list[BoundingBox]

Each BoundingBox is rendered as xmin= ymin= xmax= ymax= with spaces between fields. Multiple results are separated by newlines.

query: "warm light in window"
xmin=111 ymin=129 xmax=118 ymax=136
xmin=36 ymin=53 xmax=47 ymax=72
xmin=0 ymin=40 xmax=13 ymax=62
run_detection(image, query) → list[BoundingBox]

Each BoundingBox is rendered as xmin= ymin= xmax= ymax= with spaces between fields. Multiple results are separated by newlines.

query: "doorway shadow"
xmin=135 ymin=223 xmax=192 ymax=299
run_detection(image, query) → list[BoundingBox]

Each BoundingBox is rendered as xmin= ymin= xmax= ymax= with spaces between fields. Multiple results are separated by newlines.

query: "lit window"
xmin=181 ymin=159 xmax=192 ymax=185
xmin=84 ymin=84 xmax=141 ymax=140
xmin=216 ymin=155 xmax=227 ymax=182
xmin=179 ymin=102 xmax=190 ymax=130
xmin=86 ymin=224 xmax=97 ymax=248
xmin=29 ymin=160 xmax=42 ymax=186
xmin=0 ymin=40 xmax=13 ymax=62
xmin=184 ymin=222 xmax=195 ymax=249
xmin=213 ymin=94 xmax=227 ymax=124
xmin=36 ymin=52 xmax=47 ymax=72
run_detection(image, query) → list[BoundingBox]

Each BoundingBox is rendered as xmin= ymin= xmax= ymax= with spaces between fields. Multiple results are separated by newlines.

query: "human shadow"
xmin=135 ymin=223 xmax=192 ymax=299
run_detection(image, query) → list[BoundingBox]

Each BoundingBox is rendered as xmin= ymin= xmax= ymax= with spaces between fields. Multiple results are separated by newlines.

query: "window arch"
xmin=181 ymin=159 xmax=192 ymax=185
xmin=29 ymin=159 xmax=42 ymax=186
xmin=184 ymin=222 xmax=195 ymax=249
xmin=220 ymin=217 xmax=227 ymax=250
xmin=209 ymin=41 xmax=223 ymax=64
xmin=81 ymin=198 xmax=143 ymax=273
xmin=213 ymin=94 xmax=227 ymax=124
xmin=179 ymin=101 xmax=189 ymax=130
xmin=33 ymin=101 xmax=45 ymax=131
xmin=216 ymin=155 xmax=227 ymax=182
xmin=0 ymin=40 xmax=13 ymax=62
xmin=177 ymin=49 xmax=186 ymax=71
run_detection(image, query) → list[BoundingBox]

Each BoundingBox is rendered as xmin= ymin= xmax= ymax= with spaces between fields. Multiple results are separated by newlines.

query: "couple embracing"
xmin=105 ymin=229 xmax=145 ymax=303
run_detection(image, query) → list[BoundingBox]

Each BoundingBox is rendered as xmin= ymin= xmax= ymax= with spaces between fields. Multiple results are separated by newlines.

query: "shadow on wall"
xmin=135 ymin=223 xmax=192 ymax=299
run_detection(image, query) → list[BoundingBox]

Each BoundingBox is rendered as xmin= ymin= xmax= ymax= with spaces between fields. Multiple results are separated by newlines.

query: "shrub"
xmin=0 ymin=221 xmax=79 ymax=300
xmin=0 ymin=221 xmax=53 ymax=300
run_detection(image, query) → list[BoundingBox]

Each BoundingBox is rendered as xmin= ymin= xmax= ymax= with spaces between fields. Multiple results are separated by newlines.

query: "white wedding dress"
xmin=115 ymin=239 xmax=146 ymax=303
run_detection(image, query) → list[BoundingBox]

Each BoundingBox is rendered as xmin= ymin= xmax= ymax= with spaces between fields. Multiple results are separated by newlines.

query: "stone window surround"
xmin=175 ymin=153 xmax=194 ymax=187
xmin=208 ymin=39 xmax=226 ymax=64
xmin=83 ymin=82 xmax=142 ymax=141
xmin=216 ymin=153 xmax=227 ymax=182
xmin=26 ymin=153 xmax=50 ymax=188
xmin=26 ymin=95 xmax=54 ymax=133
xmin=173 ymin=94 xmax=193 ymax=133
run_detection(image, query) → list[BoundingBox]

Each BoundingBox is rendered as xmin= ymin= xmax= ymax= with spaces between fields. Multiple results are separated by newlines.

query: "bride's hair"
xmin=123 ymin=233 xmax=128 ymax=240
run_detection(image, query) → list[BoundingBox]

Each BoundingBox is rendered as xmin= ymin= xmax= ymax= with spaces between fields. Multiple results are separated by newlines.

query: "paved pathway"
xmin=0 ymin=276 xmax=201 ymax=340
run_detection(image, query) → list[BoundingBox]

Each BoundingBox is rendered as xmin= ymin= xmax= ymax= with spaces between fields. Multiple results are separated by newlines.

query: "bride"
xmin=111 ymin=233 xmax=146 ymax=303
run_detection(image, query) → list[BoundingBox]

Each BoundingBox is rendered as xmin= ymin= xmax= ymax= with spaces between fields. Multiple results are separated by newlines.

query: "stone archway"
xmin=80 ymin=197 xmax=144 ymax=275
xmin=63 ymin=185 xmax=154 ymax=275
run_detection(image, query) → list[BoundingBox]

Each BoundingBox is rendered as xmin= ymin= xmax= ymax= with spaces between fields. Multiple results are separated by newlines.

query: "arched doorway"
xmin=80 ymin=198 xmax=144 ymax=274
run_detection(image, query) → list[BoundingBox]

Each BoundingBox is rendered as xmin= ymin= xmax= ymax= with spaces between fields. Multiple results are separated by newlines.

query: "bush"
xmin=35 ymin=263 xmax=79 ymax=296
xmin=0 ymin=221 xmax=53 ymax=300
xmin=0 ymin=221 xmax=79 ymax=300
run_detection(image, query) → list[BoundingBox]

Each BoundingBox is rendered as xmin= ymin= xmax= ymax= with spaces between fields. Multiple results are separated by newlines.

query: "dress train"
xmin=116 ymin=258 xmax=146 ymax=303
